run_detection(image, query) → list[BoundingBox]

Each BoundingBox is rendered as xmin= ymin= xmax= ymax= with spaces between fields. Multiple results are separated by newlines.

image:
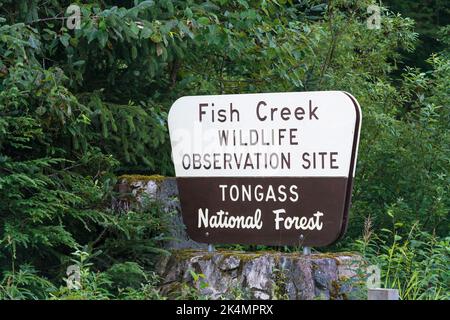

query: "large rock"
xmin=157 ymin=250 xmax=364 ymax=300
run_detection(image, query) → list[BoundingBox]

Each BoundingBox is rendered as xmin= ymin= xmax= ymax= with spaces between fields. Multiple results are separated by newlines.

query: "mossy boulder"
xmin=157 ymin=250 xmax=364 ymax=300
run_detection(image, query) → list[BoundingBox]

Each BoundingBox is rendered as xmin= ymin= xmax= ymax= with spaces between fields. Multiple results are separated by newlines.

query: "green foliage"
xmin=50 ymin=249 xmax=165 ymax=299
xmin=51 ymin=249 xmax=113 ymax=300
xmin=0 ymin=264 xmax=56 ymax=299
xmin=344 ymin=53 xmax=450 ymax=242
xmin=353 ymin=221 xmax=449 ymax=300
xmin=0 ymin=0 xmax=448 ymax=300
xmin=95 ymin=197 xmax=173 ymax=268
xmin=384 ymin=0 xmax=449 ymax=70
xmin=174 ymin=269 xmax=210 ymax=300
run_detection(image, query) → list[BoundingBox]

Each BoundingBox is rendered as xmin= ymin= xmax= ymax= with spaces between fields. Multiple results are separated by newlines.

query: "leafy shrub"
xmin=49 ymin=249 xmax=166 ymax=300
xmin=0 ymin=264 xmax=56 ymax=300
xmin=353 ymin=219 xmax=449 ymax=300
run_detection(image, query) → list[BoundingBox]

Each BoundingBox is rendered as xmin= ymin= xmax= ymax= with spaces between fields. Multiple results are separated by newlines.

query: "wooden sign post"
xmin=168 ymin=91 xmax=361 ymax=247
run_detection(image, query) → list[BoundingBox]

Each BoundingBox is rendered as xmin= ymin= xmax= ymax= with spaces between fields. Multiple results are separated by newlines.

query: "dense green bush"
xmin=353 ymin=219 xmax=449 ymax=300
xmin=0 ymin=0 xmax=448 ymax=299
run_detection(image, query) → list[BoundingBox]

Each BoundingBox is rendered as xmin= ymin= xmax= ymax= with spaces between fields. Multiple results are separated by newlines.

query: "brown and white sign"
xmin=168 ymin=91 xmax=361 ymax=246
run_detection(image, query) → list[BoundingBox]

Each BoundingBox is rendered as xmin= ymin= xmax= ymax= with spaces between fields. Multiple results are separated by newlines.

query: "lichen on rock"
xmin=158 ymin=249 xmax=364 ymax=300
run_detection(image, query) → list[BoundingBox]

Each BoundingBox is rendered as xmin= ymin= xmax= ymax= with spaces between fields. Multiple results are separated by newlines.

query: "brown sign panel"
xmin=168 ymin=91 xmax=361 ymax=246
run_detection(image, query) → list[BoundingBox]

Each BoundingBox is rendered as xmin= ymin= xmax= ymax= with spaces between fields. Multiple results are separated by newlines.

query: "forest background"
xmin=0 ymin=0 xmax=448 ymax=300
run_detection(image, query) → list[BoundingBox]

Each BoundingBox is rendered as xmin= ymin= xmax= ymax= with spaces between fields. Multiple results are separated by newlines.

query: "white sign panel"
xmin=168 ymin=91 xmax=361 ymax=246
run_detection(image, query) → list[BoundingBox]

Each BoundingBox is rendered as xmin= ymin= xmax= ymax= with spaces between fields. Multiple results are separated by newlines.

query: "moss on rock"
xmin=118 ymin=174 xmax=167 ymax=184
xmin=159 ymin=249 xmax=363 ymax=300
